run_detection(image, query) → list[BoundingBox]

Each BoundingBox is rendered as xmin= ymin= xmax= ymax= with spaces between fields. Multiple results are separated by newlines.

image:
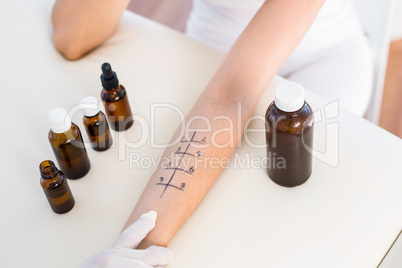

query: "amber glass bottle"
xmin=39 ymin=160 xmax=75 ymax=214
xmin=265 ymin=82 xmax=314 ymax=187
xmin=48 ymin=108 xmax=91 ymax=179
xmin=100 ymin=62 xmax=134 ymax=131
xmin=81 ymin=96 xmax=113 ymax=151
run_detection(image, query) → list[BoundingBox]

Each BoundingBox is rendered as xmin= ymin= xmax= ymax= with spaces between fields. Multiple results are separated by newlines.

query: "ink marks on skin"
xmin=157 ymin=131 xmax=206 ymax=197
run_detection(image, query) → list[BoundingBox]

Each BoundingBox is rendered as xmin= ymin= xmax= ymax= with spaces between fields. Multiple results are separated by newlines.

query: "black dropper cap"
xmin=100 ymin=62 xmax=119 ymax=91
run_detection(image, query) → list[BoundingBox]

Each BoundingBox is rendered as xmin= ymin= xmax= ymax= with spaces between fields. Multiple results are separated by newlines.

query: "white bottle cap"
xmin=80 ymin=96 xmax=100 ymax=117
xmin=48 ymin=108 xmax=72 ymax=133
xmin=274 ymin=82 xmax=305 ymax=112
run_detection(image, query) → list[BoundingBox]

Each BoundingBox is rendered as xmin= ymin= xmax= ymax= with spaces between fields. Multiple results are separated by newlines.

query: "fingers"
xmin=107 ymin=246 xmax=173 ymax=267
xmin=82 ymin=211 xmax=173 ymax=268
xmin=112 ymin=210 xmax=157 ymax=249
xmin=107 ymin=257 xmax=151 ymax=268
xmin=142 ymin=245 xmax=174 ymax=266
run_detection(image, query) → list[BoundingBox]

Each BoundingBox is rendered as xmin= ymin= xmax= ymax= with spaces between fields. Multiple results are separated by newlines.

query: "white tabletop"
xmin=1 ymin=1 xmax=402 ymax=267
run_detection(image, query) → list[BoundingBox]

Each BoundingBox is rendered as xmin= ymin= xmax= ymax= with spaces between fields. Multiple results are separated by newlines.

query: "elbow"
xmin=52 ymin=28 xmax=86 ymax=61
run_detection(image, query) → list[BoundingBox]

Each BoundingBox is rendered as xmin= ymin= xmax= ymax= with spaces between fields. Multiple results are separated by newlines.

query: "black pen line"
xmin=157 ymin=183 xmax=184 ymax=191
xmin=174 ymin=151 xmax=195 ymax=157
xmin=165 ymin=167 xmax=194 ymax=175
xmin=161 ymin=131 xmax=197 ymax=197
xmin=180 ymin=140 xmax=205 ymax=144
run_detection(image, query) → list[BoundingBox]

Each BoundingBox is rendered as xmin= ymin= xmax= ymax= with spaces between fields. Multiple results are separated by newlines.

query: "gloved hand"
xmin=80 ymin=211 xmax=173 ymax=268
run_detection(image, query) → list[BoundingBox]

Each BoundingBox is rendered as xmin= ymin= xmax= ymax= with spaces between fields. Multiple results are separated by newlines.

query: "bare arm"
xmin=51 ymin=0 xmax=130 ymax=60
xmin=123 ymin=0 xmax=325 ymax=248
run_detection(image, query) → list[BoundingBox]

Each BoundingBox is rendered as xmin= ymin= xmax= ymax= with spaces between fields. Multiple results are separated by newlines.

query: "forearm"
xmin=51 ymin=0 xmax=130 ymax=60
xmin=123 ymin=0 xmax=325 ymax=248
xmin=123 ymin=88 xmax=248 ymax=248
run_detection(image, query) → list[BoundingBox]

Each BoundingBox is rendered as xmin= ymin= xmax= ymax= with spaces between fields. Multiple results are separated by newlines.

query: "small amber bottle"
xmin=81 ymin=96 xmax=113 ymax=151
xmin=39 ymin=160 xmax=75 ymax=214
xmin=265 ymin=82 xmax=314 ymax=187
xmin=100 ymin=62 xmax=134 ymax=131
xmin=48 ymin=108 xmax=91 ymax=179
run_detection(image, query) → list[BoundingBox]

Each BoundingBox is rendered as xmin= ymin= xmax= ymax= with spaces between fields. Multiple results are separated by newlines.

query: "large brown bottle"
xmin=39 ymin=160 xmax=75 ymax=214
xmin=81 ymin=96 xmax=113 ymax=151
xmin=100 ymin=62 xmax=134 ymax=131
xmin=265 ymin=82 xmax=314 ymax=187
xmin=48 ymin=108 xmax=91 ymax=179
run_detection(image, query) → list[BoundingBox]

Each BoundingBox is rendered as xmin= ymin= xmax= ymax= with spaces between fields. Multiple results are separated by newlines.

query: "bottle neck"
xmin=274 ymin=102 xmax=305 ymax=114
xmin=39 ymin=160 xmax=59 ymax=179
xmin=84 ymin=111 xmax=100 ymax=118
xmin=103 ymin=84 xmax=120 ymax=92
xmin=101 ymin=73 xmax=119 ymax=90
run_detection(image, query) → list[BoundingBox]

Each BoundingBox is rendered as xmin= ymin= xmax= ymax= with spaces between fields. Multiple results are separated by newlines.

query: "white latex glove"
xmin=80 ymin=211 xmax=173 ymax=268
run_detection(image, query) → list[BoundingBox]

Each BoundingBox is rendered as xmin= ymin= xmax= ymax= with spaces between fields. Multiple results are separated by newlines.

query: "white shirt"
xmin=186 ymin=0 xmax=364 ymax=57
